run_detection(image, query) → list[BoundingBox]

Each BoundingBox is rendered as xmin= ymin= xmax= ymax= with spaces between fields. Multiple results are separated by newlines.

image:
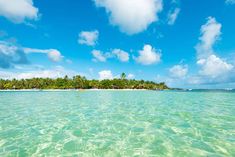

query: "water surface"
xmin=0 ymin=91 xmax=235 ymax=156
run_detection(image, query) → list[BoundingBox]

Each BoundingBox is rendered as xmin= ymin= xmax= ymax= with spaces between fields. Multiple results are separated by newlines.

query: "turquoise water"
xmin=0 ymin=91 xmax=235 ymax=157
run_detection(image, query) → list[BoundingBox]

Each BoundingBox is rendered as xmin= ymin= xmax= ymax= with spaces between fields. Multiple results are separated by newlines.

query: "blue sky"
xmin=0 ymin=0 xmax=235 ymax=88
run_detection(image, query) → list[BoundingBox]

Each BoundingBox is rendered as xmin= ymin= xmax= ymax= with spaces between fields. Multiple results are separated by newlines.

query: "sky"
xmin=0 ymin=0 xmax=235 ymax=89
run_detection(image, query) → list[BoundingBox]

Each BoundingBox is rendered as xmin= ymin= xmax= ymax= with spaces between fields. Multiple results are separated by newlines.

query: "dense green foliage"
xmin=0 ymin=74 xmax=169 ymax=90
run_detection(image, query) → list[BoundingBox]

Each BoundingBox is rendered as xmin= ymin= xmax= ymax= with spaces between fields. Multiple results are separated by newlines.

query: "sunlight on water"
xmin=0 ymin=91 xmax=235 ymax=156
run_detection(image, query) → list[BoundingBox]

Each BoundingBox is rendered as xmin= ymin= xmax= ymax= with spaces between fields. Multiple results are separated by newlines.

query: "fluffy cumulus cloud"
xmin=94 ymin=0 xmax=163 ymax=35
xmin=24 ymin=48 xmax=63 ymax=62
xmin=134 ymin=44 xmax=161 ymax=65
xmin=169 ymin=64 xmax=188 ymax=78
xmin=195 ymin=17 xmax=222 ymax=59
xmin=91 ymin=50 xmax=108 ymax=62
xmin=99 ymin=70 xmax=113 ymax=80
xmin=167 ymin=8 xmax=180 ymax=25
xmin=0 ymin=40 xmax=63 ymax=69
xmin=165 ymin=17 xmax=235 ymax=88
xmin=0 ymin=66 xmax=78 ymax=80
xmin=166 ymin=17 xmax=235 ymax=88
xmin=111 ymin=49 xmax=129 ymax=62
xmin=47 ymin=50 xmax=63 ymax=62
xmin=0 ymin=0 xmax=39 ymax=23
xmin=193 ymin=17 xmax=234 ymax=84
xmin=92 ymin=49 xmax=129 ymax=62
xmin=197 ymin=55 xmax=233 ymax=78
xmin=0 ymin=41 xmax=28 ymax=68
xmin=78 ymin=30 xmax=99 ymax=46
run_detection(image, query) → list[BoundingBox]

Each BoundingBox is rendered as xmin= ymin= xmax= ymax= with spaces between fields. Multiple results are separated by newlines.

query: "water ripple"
xmin=0 ymin=91 xmax=235 ymax=156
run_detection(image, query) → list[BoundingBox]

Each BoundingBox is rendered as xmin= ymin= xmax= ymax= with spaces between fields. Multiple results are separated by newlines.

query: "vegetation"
xmin=0 ymin=74 xmax=169 ymax=90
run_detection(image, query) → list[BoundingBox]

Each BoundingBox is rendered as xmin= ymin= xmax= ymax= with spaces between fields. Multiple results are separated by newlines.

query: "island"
xmin=0 ymin=73 xmax=169 ymax=90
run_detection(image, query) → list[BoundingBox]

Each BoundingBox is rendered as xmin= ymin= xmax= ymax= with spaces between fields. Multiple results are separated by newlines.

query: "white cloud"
xmin=0 ymin=41 xmax=28 ymax=68
xmin=226 ymin=0 xmax=235 ymax=4
xmin=99 ymin=70 xmax=113 ymax=80
xmin=0 ymin=39 xmax=63 ymax=70
xmin=197 ymin=55 xmax=233 ymax=78
xmin=24 ymin=48 xmax=63 ymax=62
xmin=127 ymin=73 xmax=135 ymax=79
xmin=169 ymin=64 xmax=188 ymax=78
xmin=0 ymin=66 xmax=78 ymax=80
xmin=0 ymin=41 xmax=18 ymax=56
xmin=163 ymin=17 xmax=234 ymax=88
xmin=0 ymin=0 xmax=39 ymax=23
xmin=78 ymin=30 xmax=99 ymax=46
xmin=47 ymin=50 xmax=63 ymax=62
xmin=134 ymin=44 xmax=161 ymax=65
xmin=167 ymin=8 xmax=180 ymax=25
xmin=0 ymin=41 xmax=63 ymax=68
xmin=195 ymin=17 xmax=221 ymax=59
xmin=91 ymin=50 xmax=108 ymax=62
xmin=111 ymin=49 xmax=129 ymax=62
xmin=194 ymin=17 xmax=234 ymax=82
xmin=94 ymin=0 xmax=163 ymax=35
xmin=92 ymin=49 xmax=129 ymax=62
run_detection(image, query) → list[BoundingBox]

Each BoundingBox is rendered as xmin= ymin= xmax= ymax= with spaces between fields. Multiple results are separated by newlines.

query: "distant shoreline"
xmin=0 ymin=89 xmax=152 ymax=92
xmin=0 ymin=89 xmax=233 ymax=92
xmin=0 ymin=75 xmax=169 ymax=90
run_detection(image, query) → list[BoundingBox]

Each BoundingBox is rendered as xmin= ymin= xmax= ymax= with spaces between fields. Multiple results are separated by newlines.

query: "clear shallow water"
xmin=0 ymin=91 xmax=235 ymax=157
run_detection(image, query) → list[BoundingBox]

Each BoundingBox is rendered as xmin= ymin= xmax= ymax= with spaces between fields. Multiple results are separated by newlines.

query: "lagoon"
xmin=0 ymin=91 xmax=235 ymax=156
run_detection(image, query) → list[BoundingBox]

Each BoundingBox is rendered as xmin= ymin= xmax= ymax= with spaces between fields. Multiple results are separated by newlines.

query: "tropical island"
xmin=0 ymin=73 xmax=169 ymax=90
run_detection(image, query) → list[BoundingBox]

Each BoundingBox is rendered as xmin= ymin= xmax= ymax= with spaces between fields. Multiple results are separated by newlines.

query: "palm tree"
xmin=121 ymin=72 xmax=126 ymax=80
xmin=0 ymin=75 xmax=169 ymax=90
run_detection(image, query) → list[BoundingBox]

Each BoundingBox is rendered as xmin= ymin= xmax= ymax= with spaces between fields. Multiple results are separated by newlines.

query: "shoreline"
xmin=0 ymin=89 xmax=150 ymax=92
xmin=0 ymin=89 xmax=234 ymax=92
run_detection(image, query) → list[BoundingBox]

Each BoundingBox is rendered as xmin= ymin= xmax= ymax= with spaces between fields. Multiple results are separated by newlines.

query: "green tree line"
xmin=0 ymin=73 xmax=169 ymax=90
